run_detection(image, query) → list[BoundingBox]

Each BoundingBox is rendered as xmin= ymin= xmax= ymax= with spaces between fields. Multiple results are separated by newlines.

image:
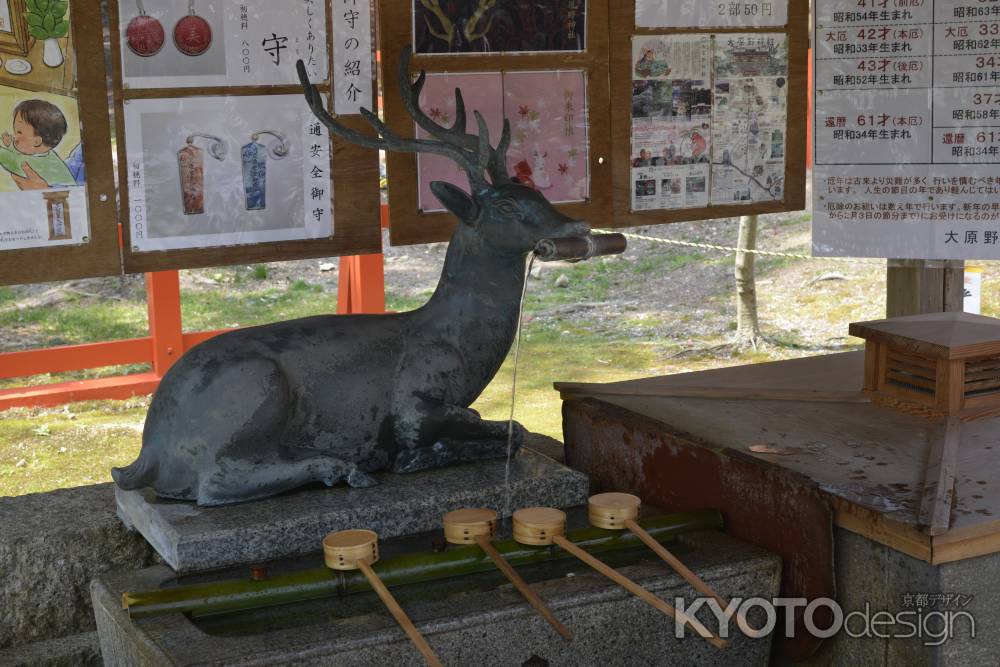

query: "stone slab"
xmin=116 ymin=449 xmax=589 ymax=573
xmin=801 ymin=528 xmax=999 ymax=666
xmin=92 ymin=530 xmax=781 ymax=666
xmin=0 ymin=484 xmax=156 ymax=651
xmin=0 ymin=631 xmax=102 ymax=667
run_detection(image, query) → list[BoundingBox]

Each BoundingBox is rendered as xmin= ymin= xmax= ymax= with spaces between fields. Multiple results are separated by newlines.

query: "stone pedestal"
xmin=92 ymin=530 xmax=780 ymax=666
xmin=116 ymin=449 xmax=588 ymax=573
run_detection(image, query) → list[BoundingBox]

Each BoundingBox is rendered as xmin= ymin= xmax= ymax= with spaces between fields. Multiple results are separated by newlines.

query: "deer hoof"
xmin=346 ymin=467 xmax=377 ymax=488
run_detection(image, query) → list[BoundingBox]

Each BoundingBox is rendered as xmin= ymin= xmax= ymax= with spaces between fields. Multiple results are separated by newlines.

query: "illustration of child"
xmin=0 ymin=100 xmax=74 ymax=187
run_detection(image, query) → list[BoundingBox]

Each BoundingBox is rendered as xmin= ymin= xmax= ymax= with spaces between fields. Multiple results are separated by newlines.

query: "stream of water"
xmin=502 ymin=254 xmax=536 ymax=521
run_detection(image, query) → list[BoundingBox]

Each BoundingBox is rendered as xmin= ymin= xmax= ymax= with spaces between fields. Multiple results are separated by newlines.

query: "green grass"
xmin=0 ymin=297 xmax=148 ymax=347
xmin=0 ymin=399 xmax=149 ymax=496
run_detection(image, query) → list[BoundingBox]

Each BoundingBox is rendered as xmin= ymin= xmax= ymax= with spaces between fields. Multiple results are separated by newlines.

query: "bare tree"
xmin=734 ymin=214 xmax=762 ymax=349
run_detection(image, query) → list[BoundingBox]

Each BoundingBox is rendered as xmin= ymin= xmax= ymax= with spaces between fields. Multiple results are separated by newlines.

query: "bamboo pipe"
xmin=442 ymin=508 xmax=572 ymax=641
xmin=122 ymin=511 xmax=723 ymax=620
xmin=513 ymin=508 xmax=727 ymax=650
xmin=589 ymin=493 xmax=755 ymax=636
xmin=323 ymin=530 xmax=443 ymax=667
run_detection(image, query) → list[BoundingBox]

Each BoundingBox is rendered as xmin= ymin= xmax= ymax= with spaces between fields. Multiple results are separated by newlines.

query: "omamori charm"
xmin=174 ymin=1 xmax=212 ymax=56
xmin=125 ymin=0 xmax=165 ymax=57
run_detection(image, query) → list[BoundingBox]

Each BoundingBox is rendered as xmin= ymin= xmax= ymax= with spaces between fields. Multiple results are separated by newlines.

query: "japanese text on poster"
xmin=0 ymin=4 xmax=90 ymax=252
xmin=636 ymin=0 xmax=788 ymax=29
xmin=124 ymin=94 xmax=333 ymax=252
xmin=630 ymin=33 xmax=788 ymax=211
xmin=813 ymin=0 xmax=1000 ymax=259
xmin=118 ymin=0 xmax=329 ymax=89
xmin=333 ymin=0 xmax=372 ymax=115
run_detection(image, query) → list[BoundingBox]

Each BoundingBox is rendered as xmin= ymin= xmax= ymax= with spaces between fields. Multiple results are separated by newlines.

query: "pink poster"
xmin=417 ymin=72 xmax=504 ymax=212
xmin=417 ymin=70 xmax=589 ymax=212
xmin=503 ymin=70 xmax=589 ymax=205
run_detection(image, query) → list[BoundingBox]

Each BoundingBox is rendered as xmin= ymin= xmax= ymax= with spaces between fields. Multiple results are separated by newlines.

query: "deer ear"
xmin=430 ymin=181 xmax=479 ymax=226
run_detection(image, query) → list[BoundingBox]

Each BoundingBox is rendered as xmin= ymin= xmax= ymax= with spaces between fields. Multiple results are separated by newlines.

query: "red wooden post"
xmin=146 ymin=271 xmax=185 ymax=377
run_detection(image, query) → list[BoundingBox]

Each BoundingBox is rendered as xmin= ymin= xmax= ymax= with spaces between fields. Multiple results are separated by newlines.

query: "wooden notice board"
xmin=379 ymin=1 xmax=614 ymax=246
xmin=607 ymin=0 xmax=809 ymax=228
xmin=0 ymin=3 xmax=120 ymax=286
xmin=108 ymin=0 xmax=382 ymax=274
xmin=380 ymin=1 xmax=809 ymax=246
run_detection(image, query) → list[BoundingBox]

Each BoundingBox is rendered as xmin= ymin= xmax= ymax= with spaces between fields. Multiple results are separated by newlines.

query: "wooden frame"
xmin=606 ymin=0 xmax=809 ymax=228
xmin=0 ymin=0 xmax=31 ymax=56
xmin=379 ymin=0 xmax=614 ymax=246
xmin=0 ymin=3 xmax=121 ymax=286
xmin=107 ymin=0 xmax=382 ymax=274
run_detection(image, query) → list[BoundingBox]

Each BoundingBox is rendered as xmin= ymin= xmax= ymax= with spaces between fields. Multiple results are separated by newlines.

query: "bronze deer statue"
xmin=111 ymin=51 xmax=592 ymax=506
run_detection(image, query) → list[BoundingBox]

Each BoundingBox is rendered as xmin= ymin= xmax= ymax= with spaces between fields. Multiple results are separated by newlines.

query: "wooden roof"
xmin=849 ymin=312 xmax=1000 ymax=360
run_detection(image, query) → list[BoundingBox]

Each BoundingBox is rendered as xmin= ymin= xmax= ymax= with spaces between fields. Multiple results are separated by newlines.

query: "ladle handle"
xmin=356 ymin=559 xmax=444 ymax=667
xmin=551 ymin=535 xmax=728 ymax=650
xmin=474 ymin=535 xmax=573 ymax=641
xmin=624 ymin=519 xmax=758 ymax=636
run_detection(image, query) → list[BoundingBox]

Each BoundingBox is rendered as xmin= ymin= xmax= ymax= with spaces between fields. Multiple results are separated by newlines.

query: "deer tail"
xmin=111 ymin=448 xmax=158 ymax=491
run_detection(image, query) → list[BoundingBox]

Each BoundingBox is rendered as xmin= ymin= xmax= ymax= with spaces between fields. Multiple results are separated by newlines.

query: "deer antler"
xmin=464 ymin=0 xmax=497 ymax=45
xmin=296 ymin=50 xmax=511 ymax=192
xmin=419 ymin=0 xmax=455 ymax=49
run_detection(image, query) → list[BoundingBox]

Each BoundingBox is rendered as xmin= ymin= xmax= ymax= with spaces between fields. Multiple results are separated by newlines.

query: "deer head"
xmin=296 ymin=51 xmax=590 ymax=257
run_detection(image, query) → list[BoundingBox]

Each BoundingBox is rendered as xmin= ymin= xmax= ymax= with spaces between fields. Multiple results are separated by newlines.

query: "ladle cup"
xmin=512 ymin=507 xmax=727 ymax=649
xmin=442 ymin=508 xmax=572 ymax=641
xmin=323 ymin=529 xmax=444 ymax=667
xmin=588 ymin=492 xmax=757 ymax=637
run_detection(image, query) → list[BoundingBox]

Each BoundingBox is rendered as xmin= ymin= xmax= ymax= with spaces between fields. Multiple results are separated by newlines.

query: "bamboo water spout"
xmin=121 ymin=510 xmax=723 ymax=620
xmin=512 ymin=507 xmax=728 ymax=650
xmin=442 ymin=508 xmax=572 ymax=641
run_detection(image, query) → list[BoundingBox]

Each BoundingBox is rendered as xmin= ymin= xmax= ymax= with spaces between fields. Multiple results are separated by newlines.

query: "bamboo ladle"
xmin=588 ymin=492 xmax=755 ymax=637
xmin=323 ymin=530 xmax=443 ymax=667
xmin=442 ymin=508 xmax=573 ymax=641
xmin=512 ymin=507 xmax=728 ymax=649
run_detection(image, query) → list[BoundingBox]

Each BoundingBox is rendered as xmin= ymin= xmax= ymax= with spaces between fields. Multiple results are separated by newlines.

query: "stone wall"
xmin=0 ymin=483 xmax=157 ymax=656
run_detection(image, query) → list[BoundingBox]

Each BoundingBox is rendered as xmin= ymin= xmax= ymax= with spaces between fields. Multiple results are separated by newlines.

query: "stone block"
xmin=0 ymin=484 xmax=156 ymax=650
xmin=92 ymin=530 xmax=781 ymax=666
xmin=116 ymin=449 xmax=589 ymax=573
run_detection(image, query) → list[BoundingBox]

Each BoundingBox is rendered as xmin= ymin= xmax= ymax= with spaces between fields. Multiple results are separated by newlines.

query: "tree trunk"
xmin=735 ymin=215 xmax=762 ymax=349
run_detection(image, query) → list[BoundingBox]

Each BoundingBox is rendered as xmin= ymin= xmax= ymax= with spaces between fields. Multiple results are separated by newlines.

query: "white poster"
xmin=0 ymin=189 xmax=90 ymax=251
xmin=813 ymin=0 xmax=1000 ymax=259
xmin=630 ymin=35 xmax=713 ymax=211
xmin=124 ymin=94 xmax=333 ymax=252
xmin=0 ymin=2 xmax=11 ymax=33
xmin=333 ymin=0 xmax=373 ymax=115
xmin=711 ymin=34 xmax=789 ymax=205
xmin=636 ymin=0 xmax=788 ymax=28
xmin=118 ymin=0 xmax=328 ymax=90
xmin=0 ymin=7 xmax=91 ymax=253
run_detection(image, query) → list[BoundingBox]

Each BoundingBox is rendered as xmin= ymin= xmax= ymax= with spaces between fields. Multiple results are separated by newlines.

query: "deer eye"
xmin=496 ymin=201 xmax=518 ymax=215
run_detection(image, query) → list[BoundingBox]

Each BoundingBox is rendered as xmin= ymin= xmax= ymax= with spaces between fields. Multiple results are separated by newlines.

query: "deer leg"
xmin=196 ymin=456 xmax=377 ymax=506
xmin=391 ymin=403 xmax=524 ymax=474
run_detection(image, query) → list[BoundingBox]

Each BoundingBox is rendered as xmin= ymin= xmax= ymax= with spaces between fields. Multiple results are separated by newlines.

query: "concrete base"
xmin=92 ymin=530 xmax=781 ymax=666
xmin=0 ymin=631 xmax=102 ymax=667
xmin=116 ymin=447 xmax=589 ymax=573
xmin=0 ymin=484 xmax=157 ymax=651
xmin=800 ymin=528 xmax=997 ymax=666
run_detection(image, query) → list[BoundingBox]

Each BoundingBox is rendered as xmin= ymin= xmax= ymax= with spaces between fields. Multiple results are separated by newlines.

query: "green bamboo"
xmin=123 ymin=510 xmax=722 ymax=620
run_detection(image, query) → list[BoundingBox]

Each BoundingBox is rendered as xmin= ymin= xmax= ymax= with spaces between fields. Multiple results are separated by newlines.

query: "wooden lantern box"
xmin=851 ymin=313 xmax=1000 ymax=417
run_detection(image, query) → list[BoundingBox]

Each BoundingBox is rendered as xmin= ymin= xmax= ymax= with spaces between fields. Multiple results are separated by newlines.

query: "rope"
xmin=603 ymin=230 xmax=886 ymax=265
